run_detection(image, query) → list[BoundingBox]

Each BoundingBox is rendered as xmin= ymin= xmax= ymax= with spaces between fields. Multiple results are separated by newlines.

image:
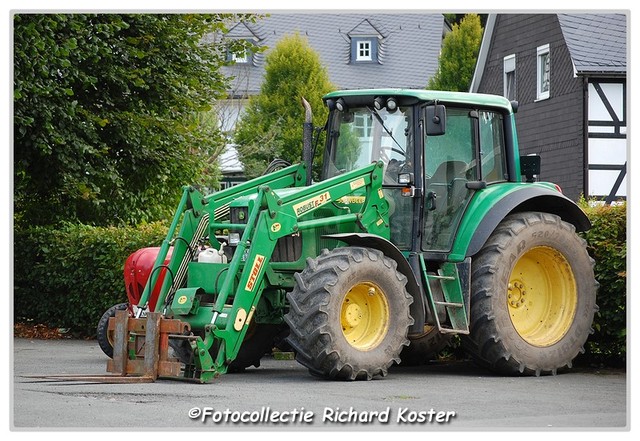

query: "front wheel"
xmin=284 ymin=247 xmax=413 ymax=380
xmin=463 ymin=212 xmax=598 ymax=375
xmin=96 ymin=302 xmax=129 ymax=358
xmin=224 ymin=323 xmax=288 ymax=373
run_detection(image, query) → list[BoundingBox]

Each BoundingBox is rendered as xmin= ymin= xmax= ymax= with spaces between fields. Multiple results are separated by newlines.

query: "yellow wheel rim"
xmin=341 ymin=282 xmax=390 ymax=351
xmin=508 ymin=246 xmax=578 ymax=347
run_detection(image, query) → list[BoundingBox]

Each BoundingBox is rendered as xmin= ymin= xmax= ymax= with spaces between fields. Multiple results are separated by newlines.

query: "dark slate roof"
xmin=219 ymin=13 xmax=445 ymax=95
xmin=471 ymin=13 xmax=627 ymax=92
xmin=557 ymin=13 xmax=627 ymax=74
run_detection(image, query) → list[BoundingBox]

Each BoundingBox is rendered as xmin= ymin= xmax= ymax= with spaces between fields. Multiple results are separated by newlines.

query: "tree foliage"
xmin=14 ymin=14 xmax=254 ymax=227
xmin=443 ymin=13 xmax=488 ymax=28
xmin=234 ymin=33 xmax=335 ymax=179
xmin=428 ymin=14 xmax=483 ymax=92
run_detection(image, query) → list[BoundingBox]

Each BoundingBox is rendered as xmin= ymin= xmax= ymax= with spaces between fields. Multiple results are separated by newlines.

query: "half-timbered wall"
xmin=587 ymin=79 xmax=627 ymax=202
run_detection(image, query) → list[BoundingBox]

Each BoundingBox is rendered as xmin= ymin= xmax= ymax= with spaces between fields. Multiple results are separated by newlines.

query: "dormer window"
xmin=357 ymin=40 xmax=372 ymax=61
xmin=351 ymin=37 xmax=378 ymax=63
xmin=224 ymin=21 xmax=261 ymax=66
xmin=231 ymin=51 xmax=248 ymax=64
xmin=226 ymin=40 xmax=254 ymax=65
xmin=348 ymin=19 xmax=385 ymax=64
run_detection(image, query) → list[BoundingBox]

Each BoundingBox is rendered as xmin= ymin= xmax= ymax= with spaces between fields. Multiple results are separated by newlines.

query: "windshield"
xmin=324 ymin=106 xmax=414 ymax=184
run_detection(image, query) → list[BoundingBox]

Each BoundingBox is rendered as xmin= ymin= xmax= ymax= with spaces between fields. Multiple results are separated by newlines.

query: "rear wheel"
xmin=284 ymin=247 xmax=413 ymax=380
xmin=400 ymin=326 xmax=452 ymax=366
xmin=463 ymin=212 xmax=598 ymax=375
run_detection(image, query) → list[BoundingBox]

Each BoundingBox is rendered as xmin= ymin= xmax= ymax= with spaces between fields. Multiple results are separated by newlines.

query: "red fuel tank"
xmin=123 ymin=247 xmax=173 ymax=311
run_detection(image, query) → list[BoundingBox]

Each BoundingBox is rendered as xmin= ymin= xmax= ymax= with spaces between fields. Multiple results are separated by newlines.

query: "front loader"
xmin=99 ymin=89 xmax=598 ymax=382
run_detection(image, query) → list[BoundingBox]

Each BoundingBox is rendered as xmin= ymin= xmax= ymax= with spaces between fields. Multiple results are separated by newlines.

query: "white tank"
xmin=197 ymin=247 xmax=227 ymax=264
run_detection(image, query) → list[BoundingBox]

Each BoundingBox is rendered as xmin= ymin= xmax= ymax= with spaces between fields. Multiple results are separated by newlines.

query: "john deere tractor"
xmin=98 ymin=89 xmax=597 ymax=382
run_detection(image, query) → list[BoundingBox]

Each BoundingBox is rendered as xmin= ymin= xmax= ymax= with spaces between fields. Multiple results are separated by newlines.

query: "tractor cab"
xmin=321 ymin=90 xmax=512 ymax=256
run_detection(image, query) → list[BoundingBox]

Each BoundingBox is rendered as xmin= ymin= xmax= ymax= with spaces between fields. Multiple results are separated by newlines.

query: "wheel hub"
xmin=343 ymin=303 xmax=363 ymax=327
xmin=340 ymin=282 xmax=390 ymax=351
xmin=507 ymin=280 xmax=527 ymax=308
xmin=507 ymin=246 xmax=578 ymax=347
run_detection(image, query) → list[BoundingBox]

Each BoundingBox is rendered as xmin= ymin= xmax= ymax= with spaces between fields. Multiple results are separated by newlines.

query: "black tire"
xmin=399 ymin=326 xmax=452 ymax=366
xmin=192 ymin=323 xmax=287 ymax=373
xmin=96 ymin=302 xmax=129 ymax=358
xmin=284 ymin=247 xmax=414 ymax=380
xmin=225 ymin=323 xmax=288 ymax=373
xmin=463 ymin=212 xmax=598 ymax=376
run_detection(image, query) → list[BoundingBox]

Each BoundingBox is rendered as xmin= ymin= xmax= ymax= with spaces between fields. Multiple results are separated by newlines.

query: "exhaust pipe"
xmin=301 ymin=97 xmax=313 ymax=185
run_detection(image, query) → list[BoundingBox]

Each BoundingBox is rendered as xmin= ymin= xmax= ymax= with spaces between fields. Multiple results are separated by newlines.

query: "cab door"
xmin=422 ymin=107 xmax=478 ymax=252
xmin=422 ymin=106 xmax=509 ymax=253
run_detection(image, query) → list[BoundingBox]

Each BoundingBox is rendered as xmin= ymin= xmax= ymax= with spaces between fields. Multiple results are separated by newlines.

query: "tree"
xmin=14 ymin=14 xmax=255 ymax=227
xmin=428 ymin=14 xmax=483 ymax=92
xmin=234 ymin=33 xmax=335 ymax=179
xmin=444 ymin=13 xmax=488 ymax=28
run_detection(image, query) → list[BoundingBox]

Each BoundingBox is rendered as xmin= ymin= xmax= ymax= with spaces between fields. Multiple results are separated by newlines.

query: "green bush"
xmin=14 ymin=222 xmax=168 ymax=336
xmin=578 ymin=201 xmax=627 ymax=367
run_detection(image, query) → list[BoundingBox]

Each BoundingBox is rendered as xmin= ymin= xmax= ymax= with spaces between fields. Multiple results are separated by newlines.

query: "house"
xmin=215 ymin=13 xmax=449 ymax=186
xmin=470 ymin=13 xmax=627 ymax=203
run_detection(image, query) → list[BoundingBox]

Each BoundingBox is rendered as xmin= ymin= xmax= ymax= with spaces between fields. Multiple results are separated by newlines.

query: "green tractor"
xmin=101 ymin=89 xmax=597 ymax=382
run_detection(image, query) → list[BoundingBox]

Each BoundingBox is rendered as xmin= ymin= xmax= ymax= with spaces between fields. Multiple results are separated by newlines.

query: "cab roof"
xmin=323 ymin=89 xmax=515 ymax=113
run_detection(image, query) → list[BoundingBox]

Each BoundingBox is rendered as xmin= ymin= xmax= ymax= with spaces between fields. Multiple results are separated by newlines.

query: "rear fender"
xmin=461 ymin=186 xmax=590 ymax=258
xmin=324 ymin=233 xmax=425 ymax=335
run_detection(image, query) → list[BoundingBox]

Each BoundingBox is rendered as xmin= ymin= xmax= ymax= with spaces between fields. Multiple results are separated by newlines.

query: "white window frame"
xmin=231 ymin=52 xmax=248 ymax=64
xmin=503 ymin=54 xmax=516 ymax=100
xmin=536 ymin=44 xmax=550 ymax=101
xmin=356 ymin=40 xmax=372 ymax=61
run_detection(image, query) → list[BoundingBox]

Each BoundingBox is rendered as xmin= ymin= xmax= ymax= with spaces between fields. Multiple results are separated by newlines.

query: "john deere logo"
xmin=177 ymin=295 xmax=188 ymax=305
xmin=271 ymin=223 xmax=281 ymax=233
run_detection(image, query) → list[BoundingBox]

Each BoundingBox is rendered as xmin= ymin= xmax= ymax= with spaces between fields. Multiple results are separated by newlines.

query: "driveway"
xmin=12 ymin=338 xmax=627 ymax=430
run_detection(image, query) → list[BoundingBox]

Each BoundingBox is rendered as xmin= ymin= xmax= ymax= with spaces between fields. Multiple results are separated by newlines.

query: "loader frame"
xmin=118 ymin=161 xmax=391 ymax=381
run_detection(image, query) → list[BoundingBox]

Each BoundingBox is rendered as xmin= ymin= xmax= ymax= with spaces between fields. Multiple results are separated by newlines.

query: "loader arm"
xmin=136 ymin=163 xmax=308 ymax=315
xmin=201 ymin=161 xmax=389 ymax=373
xmin=123 ymin=161 xmax=389 ymax=382
xmin=136 ymin=186 xmax=207 ymax=314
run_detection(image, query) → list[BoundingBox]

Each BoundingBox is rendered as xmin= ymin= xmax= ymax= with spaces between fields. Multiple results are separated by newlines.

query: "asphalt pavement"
xmin=12 ymin=337 xmax=628 ymax=431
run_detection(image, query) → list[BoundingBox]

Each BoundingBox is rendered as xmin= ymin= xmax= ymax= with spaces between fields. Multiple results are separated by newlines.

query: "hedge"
xmin=14 ymin=222 xmax=168 ymax=336
xmin=13 ymin=203 xmax=626 ymax=366
xmin=577 ymin=201 xmax=627 ymax=367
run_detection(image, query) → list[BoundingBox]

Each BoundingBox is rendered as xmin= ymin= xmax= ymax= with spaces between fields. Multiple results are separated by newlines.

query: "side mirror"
xmin=425 ymin=104 xmax=446 ymax=136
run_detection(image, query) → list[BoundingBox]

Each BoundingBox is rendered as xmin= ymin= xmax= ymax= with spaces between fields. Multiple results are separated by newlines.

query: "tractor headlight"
xmin=386 ymin=97 xmax=398 ymax=112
